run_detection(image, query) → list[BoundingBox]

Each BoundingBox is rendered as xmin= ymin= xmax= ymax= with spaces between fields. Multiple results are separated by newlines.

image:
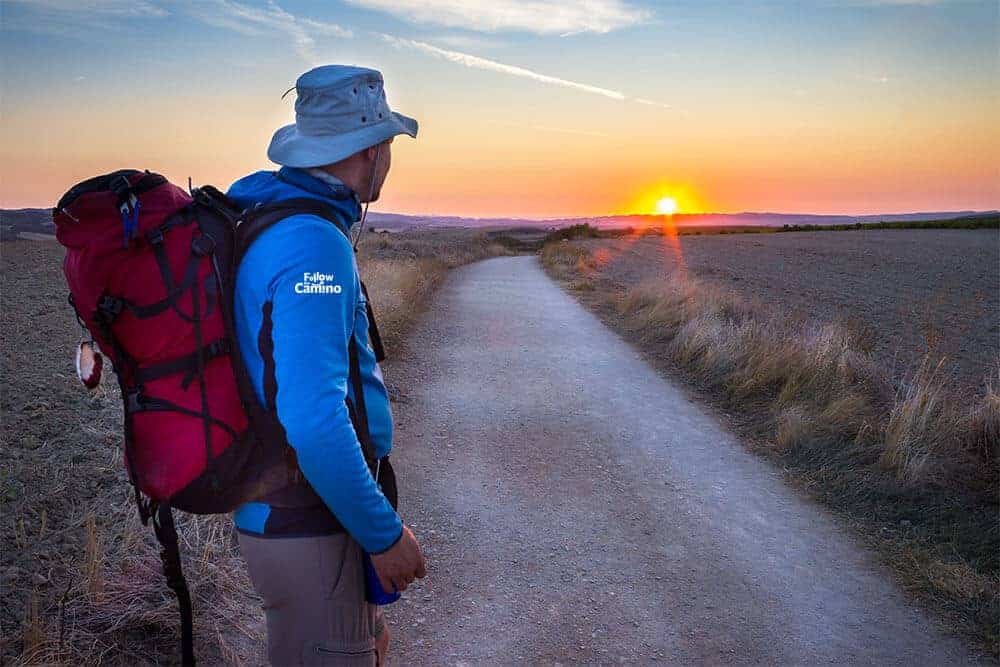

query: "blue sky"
xmin=2 ymin=0 xmax=997 ymax=216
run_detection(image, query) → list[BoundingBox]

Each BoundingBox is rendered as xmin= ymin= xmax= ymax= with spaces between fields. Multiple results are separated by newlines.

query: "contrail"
xmin=381 ymin=34 xmax=626 ymax=101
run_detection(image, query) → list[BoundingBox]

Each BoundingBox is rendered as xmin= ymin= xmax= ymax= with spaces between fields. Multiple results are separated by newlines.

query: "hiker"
xmin=226 ymin=65 xmax=426 ymax=665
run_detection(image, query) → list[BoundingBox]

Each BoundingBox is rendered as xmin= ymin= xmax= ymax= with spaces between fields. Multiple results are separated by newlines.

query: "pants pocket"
xmin=304 ymin=641 xmax=376 ymax=666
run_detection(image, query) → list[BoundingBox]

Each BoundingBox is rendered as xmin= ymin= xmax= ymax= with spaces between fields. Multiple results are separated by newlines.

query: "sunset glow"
xmin=655 ymin=197 xmax=678 ymax=216
xmin=1 ymin=1 xmax=997 ymax=217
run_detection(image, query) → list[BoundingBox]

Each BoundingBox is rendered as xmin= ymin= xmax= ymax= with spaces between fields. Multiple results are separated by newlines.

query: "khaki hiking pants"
xmin=239 ymin=532 xmax=385 ymax=666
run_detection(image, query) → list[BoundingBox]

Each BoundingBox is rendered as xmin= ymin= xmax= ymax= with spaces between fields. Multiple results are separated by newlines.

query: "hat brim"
xmin=267 ymin=111 xmax=418 ymax=168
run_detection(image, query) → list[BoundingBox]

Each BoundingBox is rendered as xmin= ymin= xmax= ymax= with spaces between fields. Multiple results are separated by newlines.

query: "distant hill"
xmin=1 ymin=208 xmax=54 ymax=235
xmin=360 ymin=209 xmax=1000 ymax=232
xmin=537 ymin=210 xmax=1000 ymax=230
xmin=4 ymin=206 xmax=997 ymax=239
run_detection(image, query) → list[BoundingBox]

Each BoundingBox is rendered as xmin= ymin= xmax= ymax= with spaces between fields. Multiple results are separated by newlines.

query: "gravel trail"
xmin=384 ymin=255 xmax=982 ymax=665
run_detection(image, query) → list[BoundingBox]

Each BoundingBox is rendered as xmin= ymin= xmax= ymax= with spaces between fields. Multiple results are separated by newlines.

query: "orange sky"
xmin=2 ymin=1 xmax=998 ymax=217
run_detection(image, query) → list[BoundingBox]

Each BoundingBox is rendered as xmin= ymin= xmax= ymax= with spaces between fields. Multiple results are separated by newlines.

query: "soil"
xmin=581 ymin=229 xmax=999 ymax=392
xmin=383 ymin=256 xmax=985 ymax=665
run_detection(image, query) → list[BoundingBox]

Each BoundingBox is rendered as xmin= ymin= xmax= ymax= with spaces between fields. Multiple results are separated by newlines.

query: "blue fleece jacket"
xmin=227 ymin=167 xmax=402 ymax=553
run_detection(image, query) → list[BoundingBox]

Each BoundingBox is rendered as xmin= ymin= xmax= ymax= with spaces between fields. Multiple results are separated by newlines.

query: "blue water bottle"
xmin=364 ymin=552 xmax=400 ymax=605
xmin=365 ymin=459 xmax=401 ymax=605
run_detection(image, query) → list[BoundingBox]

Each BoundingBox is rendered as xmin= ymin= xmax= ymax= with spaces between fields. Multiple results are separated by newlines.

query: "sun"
xmin=655 ymin=196 xmax=678 ymax=215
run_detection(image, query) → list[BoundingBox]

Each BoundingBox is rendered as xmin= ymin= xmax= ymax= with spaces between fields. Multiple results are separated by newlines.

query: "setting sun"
xmin=655 ymin=197 xmax=678 ymax=215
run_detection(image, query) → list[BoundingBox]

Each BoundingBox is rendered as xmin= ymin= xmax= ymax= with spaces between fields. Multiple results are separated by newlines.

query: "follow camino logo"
xmin=295 ymin=271 xmax=343 ymax=295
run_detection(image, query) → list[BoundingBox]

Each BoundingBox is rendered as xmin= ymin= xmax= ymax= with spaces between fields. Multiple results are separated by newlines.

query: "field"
xmin=0 ymin=230 xmax=514 ymax=664
xmin=582 ymin=229 xmax=998 ymax=391
xmin=541 ymin=227 xmax=999 ymax=654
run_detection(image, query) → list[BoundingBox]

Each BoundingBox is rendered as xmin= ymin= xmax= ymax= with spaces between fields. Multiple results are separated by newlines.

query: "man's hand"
xmin=371 ymin=525 xmax=426 ymax=593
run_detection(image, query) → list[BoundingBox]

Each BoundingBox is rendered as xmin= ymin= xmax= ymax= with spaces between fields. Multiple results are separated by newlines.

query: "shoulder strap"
xmin=235 ymin=197 xmax=350 ymax=263
xmin=235 ymin=198 xmax=386 ymax=362
xmin=236 ymin=198 xmax=387 ymax=468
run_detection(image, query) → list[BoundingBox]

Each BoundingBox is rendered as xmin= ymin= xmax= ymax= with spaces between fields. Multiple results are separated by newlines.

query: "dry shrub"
xmin=21 ymin=591 xmax=44 ymax=661
xmin=598 ymin=264 xmax=984 ymax=486
xmin=614 ymin=274 xmax=885 ymax=446
xmin=84 ymin=511 xmax=104 ymax=598
xmin=358 ymin=229 xmax=514 ymax=352
xmin=361 ymin=257 xmax=446 ymax=350
xmin=540 ymin=240 xmax=595 ymax=279
xmin=882 ymin=359 xmax=966 ymax=486
xmin=775 ymin=408 xmax=814 ymax=452
xmin=12 ymin=493 xmax=265 ymax=666
xmin=967 ymin=379 xmax=1000 ymax=465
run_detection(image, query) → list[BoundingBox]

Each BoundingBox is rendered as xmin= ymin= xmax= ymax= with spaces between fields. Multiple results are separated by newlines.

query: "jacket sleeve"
xmin=265 ymin=216 xmax=402 ymax=553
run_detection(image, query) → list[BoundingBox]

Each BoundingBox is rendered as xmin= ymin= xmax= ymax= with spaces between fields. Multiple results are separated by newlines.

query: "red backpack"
xmin=54 ymin=170 xmax=389 ymax=665
xmin=56 ymin=170 xmax=294 ymax=512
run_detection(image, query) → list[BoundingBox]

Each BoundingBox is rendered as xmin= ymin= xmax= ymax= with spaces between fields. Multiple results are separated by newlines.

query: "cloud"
xmin=383 ymin=35 xmax=682 ymax=111
xmin=634 ymin=97 xmax=673 ymax=109
xmin=381 ymin=34 xmax=626 ymax=100
xmin=842 ymin=0 xmax=949 ymax=4
xmin=188 ymin=0 xmax=352 ymax=63
xmin=5 ymin=0 xmax=167 ymax=17
xmin=347 ymin=0 xmax=649 ymax=35
xmin=430 ymin=33 xmax=505 ymax=50
xmin=1 ymin=0 xmax=168 ymax=36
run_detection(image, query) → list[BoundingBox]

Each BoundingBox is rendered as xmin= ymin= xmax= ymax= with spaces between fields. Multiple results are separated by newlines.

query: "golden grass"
xmin=3 ymin=231 xmax=513 ymax=665
xmin=541 ymin=238 xmax=1000 ymax=654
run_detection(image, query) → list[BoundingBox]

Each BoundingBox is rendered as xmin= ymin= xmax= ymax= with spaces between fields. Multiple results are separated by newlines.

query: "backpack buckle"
xmin=96 ymin=295 xmax=124 ymax=322
xmin=110 ymin=174 xmax=132 ymax=200
xmin=126 ymin=389 xmax=145 ymax=413
xmin=191 ymin=234 xmax=216 ymax=256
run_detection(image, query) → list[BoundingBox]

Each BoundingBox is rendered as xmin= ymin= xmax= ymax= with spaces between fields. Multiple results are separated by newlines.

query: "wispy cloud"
xmin=188 ymin=0 xmax=351 ymax=64
xmin=634 ymin=97 xmax=673 ymax=109
xmin=430 ymin=33 xmax=505 ymax=50
xmin=2 ymin=0 xmax=168 ymax=35
xmin=382 ymin=34 xmax=625 ymax=100
xmin=382 ymin=35 xmax=679 ymax=110
xmin=6 ymin=0 xmax=167 ymax=17
xmin=837 ymin=0 xmax=951 ymax=5
xmin=347 ymin=0 xmax=649 ymax=35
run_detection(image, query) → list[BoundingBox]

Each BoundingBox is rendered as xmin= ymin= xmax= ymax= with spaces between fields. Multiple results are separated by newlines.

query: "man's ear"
xmin=364 ymin=145 xmax=379 ymax=162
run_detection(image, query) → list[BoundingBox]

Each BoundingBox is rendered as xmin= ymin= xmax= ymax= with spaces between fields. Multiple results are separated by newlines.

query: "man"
xmin=226 ymin=65 xmax=426 ymax=666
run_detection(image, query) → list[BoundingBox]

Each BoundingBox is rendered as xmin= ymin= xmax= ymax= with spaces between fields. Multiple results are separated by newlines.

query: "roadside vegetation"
xmin=541 ymin=236 xmax=999 ymax=656
xmin=551 ymin=214 xmax=998 ymax=239
xmin=1 ymin=231 xmax=513 ymax=664
xmin=776 ymin=213 xmax=998 ymax=233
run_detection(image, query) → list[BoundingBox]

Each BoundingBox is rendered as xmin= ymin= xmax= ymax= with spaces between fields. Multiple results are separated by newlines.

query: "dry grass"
xmin=2 ymin=230 xmax=512 ymax=665
xmin=542 ymin=238 xmax=1000 ymax=655
xmin=358 ymin=229 xmax=514 ymax=352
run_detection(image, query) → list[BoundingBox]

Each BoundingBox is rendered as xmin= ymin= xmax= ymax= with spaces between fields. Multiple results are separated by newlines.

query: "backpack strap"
xmin=152 ymin=503 xmax=195 ymax=667
xmin=236 ymin=199 xmax=387 ymax=471
xmin=235 ymin=198 xmax=349 ymax=263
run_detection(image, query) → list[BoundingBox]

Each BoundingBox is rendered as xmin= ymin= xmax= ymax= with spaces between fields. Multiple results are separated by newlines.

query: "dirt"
xmin=1 ymin=240 xmax=114 ymax=645
xmin=382 ymin=256 xmax=985 ymax=665
xmin=581 ymin=229 xmax=999 ymax=392
xmin=1 ymin=240 xmax=264 ymax=665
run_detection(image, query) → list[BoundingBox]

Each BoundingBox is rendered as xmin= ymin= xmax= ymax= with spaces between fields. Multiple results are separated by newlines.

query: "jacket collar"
xmin=275 ymin=167 xmax=362 ymax=224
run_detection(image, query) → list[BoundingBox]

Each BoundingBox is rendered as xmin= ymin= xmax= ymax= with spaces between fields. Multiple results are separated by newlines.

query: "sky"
xmin=1 ymin=0 xmax=998 ymax=218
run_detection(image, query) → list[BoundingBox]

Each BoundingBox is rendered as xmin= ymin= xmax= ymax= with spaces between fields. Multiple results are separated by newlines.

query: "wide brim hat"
xmin=268 ymin=65 xmax=418 ymax=168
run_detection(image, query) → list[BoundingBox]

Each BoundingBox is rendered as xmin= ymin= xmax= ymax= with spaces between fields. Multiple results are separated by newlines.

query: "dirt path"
xmin=383 ymin=256 xmax=982 ymax=665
